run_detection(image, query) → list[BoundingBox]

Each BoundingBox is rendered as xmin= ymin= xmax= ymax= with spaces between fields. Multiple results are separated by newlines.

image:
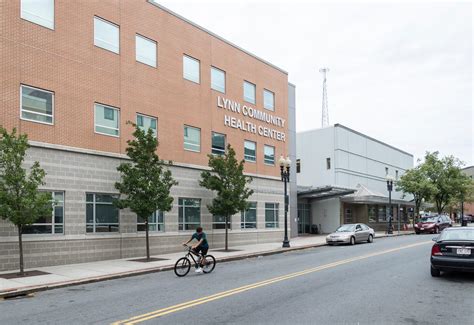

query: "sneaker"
xmin=195 ymin=267 xmax=203 ymax=273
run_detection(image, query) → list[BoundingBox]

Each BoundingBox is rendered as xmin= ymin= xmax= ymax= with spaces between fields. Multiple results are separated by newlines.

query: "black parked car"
xmin=430 ymin=227 xmax=474 ymax=277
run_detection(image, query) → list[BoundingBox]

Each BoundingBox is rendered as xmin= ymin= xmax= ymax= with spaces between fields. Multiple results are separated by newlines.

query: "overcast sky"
xmin=159 ymin=0 xmax=473 ymax=166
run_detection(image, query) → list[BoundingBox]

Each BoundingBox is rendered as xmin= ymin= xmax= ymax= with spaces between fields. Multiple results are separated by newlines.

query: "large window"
xmin=183 ymin=55 xmax=200 ymax=83
xmin=86 ymin=193 xmax=119 ymax=233
xmin=184 ymin=125 xmax=200 ymax=152
xmin=368 ymin=205 xmax=377 ymax=223
xmin=137 ymin=114 xmax=157 ymax=137
xmin=378 ymin=206 xmax=387 ymax=222
xmin=264 ymin=145 xmax=275 ymax=165
xmin=21 ymin=85 xmax=54 ymax=125
xmin=94 ymin=16 xmax=120 ymax=54
xmin=211 ymin=132 xmax=226 ymax=155
xmin=178 ymin=198 xmax=201 ymax=231
xmin=263 ymin=89 xmax=275 ymax=111
xmin=137 ymin=211 xmax=164 ymax=232
xmin=21 ymin=0 xmax=54 ymax=29
xmin=95 ymin=103 xmax=120 ymax=137
xmin=211 ymin=67 xmax=225 ymax=93
xmin=23 ymin=192 xmax=64 ymax=234
xmin=265 ymin=203 xmax=279 ymax=228
xmin=243 ymin=81 xmax=256 ymax=104
xmin=241 ymin=202 xmax=257 ymax=229
xmin=136 ymin=34 xmax=157 ymax=67
xmin=213 ymin=215 xmax=231 ymax=230
xmin=244 ymin=140 xmax=256 ymax=162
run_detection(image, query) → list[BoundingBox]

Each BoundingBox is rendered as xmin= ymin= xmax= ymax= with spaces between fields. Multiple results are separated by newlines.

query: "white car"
xmin=326 ymin=223 xmax=375 ymax=245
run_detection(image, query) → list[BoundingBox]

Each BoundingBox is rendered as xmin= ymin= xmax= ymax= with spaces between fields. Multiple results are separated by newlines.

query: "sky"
xmin=159 ymin=0 xmax=473 ymax=166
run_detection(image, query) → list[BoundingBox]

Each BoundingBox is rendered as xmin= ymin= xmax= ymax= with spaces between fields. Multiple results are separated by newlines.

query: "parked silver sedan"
xmin=326 ymin=223 xmax=375 ymax=245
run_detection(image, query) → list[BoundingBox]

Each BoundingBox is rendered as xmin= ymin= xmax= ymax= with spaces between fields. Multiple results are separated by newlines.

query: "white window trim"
xmin=24 ymin=191 xmax=64 ymax=235
xmin=135 ymin=33 xmax=157 ymax=68
xmin=244 ymin=140 xmax=257 ymax=163
xmin=183 ymin=54 xmax=200 ymax=84
xmin=94 ymin=103 xmax=120 ymax=138
xmin=241 ymin=202 xmax=257 ymax=229
xmin=263 ymin=89 xmax=275 ymax=111
xmin=94 ymin=16 xmax=120 ymax=54
xmin=264 ymin=145 xmax=275 ymax=165
xmin=137 ymin=211 xmax=164 ymax=232
xmin=20 ymin=84 xmax=54 ymax=126
xmin=20 ymin=0 xmax=55 ymax=30
xmin=178 ymin=198 xmax=201 ymax=231
xmin=265 ymin=203 xmax=279 ymax=228
xmin=243 ymin=80 xmax=256 ymax=105
xmin=86 ymin=193 xmax=119 ymax=233
xmin=211 ymin=132 xmax=226 ymax=155
xmin=184 ymin=125 xmax=201 ymax=152
xmin=211 ymin=66 xmax=226 ymax=93
xmin=136 ymin=113 xmax=158 ymax=138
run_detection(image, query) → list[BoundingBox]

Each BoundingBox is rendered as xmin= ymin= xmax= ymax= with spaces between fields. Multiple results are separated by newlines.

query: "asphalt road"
xmin=1 ymin=235 xmax=473 ymax=325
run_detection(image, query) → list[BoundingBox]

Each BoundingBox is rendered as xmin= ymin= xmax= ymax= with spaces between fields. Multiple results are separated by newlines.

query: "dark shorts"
xmin=193 ymin=246 xmax=208 ymax=256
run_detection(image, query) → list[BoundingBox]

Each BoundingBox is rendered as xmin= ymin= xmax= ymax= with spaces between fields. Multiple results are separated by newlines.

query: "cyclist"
xmin=183 ymin=226 xmax=209 ymax=273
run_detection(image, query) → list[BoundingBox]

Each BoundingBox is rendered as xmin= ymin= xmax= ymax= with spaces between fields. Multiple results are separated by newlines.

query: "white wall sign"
xmin=217 ymin=96 xmax=286 ymax=142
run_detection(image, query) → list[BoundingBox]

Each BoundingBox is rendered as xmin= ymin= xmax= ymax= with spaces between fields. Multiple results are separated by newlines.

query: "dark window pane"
xmin=54 ymin=225 xmax=63 ymax=234
xmin=96 ymin=205 xmax=118 ymax=223
xmin=23 ymin=225 xmax=52 ymax=234
xmin=86 ymin=203 xmax=94 ymax=223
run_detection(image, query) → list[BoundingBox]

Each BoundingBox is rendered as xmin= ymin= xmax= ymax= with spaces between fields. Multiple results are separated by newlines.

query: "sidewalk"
xmin=0 ymin=231 xmax=413 ymax=298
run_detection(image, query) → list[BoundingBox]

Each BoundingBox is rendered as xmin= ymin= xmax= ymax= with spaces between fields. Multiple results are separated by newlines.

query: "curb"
xmin=0 ymin=232 xmax=414 ymax=299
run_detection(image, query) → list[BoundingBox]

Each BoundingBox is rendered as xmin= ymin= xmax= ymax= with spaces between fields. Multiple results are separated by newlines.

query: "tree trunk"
xmin=225 ymin=215 xmax=229 ymax=251
xmin=145 ymin=219 xmax=150 ymax=261
xmin=18 ymin=225 xmax=24 ymax=276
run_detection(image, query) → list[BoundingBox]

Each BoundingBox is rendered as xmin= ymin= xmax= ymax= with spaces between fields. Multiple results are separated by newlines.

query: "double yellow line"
xmin=112 ymin=241 xmax=431 ymax=324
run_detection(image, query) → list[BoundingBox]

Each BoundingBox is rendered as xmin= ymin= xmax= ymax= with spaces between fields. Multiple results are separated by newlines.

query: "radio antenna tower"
xmin=319 ymin=68 xmax=329 ymax=127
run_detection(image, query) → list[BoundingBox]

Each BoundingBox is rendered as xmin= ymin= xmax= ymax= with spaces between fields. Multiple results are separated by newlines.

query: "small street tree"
xmin=396 ymin=164 xmax=435 ymax=225
xmin=200 ymin=144 xmax=253 ymax=251
xmin=0 ymin=127 xmax=52 ymax=275
xmin=423 ymin=152 xmax=472 ymax=214
xmin=115 ymin=123 xmax=178 ymax=261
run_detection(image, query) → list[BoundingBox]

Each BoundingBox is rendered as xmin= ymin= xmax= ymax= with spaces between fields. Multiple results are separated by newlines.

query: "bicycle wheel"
xmin=202 ymin=255 xmax=216 ymax=274
xmin=174 ymin=257 xmax=191 ymax=277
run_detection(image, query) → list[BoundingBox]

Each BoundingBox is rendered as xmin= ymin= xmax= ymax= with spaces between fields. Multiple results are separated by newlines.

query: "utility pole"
xmin=320 ymin=68 xmax=329 ymax=127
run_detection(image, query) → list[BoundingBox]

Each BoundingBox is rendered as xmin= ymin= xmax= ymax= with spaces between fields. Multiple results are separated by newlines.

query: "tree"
xmin=423 ymin=152 xmax=472 ymax=214
xmin=396 ymin=164 xmax=435 ymax=224
xmin=115 ymin=123 xmax=178 ymax=261
xmin=0 ymin=127 xmax=52 ymax=275
xmin=200 ymin=144 xmax=254 ymax=251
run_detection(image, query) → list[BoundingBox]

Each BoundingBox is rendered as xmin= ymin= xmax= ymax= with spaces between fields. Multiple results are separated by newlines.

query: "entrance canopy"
xmin=341 ymin=184 xmax=414 ymax=206
xmin=298 ymin=185 xmax=356 ymax=201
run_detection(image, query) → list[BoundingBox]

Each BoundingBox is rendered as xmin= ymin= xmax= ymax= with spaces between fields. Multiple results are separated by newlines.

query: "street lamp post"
xmin=386 ymin=175 xmax=394 ymax=235
xmin=279 ymin=155 xmax=291 ymax=248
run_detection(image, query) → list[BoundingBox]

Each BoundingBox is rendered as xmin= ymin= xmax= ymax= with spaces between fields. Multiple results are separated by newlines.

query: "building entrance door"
xmin=298 ymin=203 xmax=311 ymax=234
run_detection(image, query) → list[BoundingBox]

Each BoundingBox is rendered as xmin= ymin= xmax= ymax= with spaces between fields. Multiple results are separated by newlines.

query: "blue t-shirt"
xmin=192 ymin=232 xmax=209 ymax=248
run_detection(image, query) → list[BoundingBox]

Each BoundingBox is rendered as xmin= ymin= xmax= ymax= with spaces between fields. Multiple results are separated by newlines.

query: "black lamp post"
xmin=279 ymin=155 xmax=291 ymax=248
xmin=386 ymin=175 xmax=394 ymax=234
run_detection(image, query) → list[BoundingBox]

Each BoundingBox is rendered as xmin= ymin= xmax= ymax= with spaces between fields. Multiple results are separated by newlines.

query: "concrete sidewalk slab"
xmin=0 ymin=231 xmax=414 ymax=298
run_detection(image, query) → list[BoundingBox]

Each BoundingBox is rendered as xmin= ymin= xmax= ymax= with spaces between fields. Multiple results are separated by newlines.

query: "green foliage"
xmin=396 ymin=164 xmax=435 ymax=217
xmin=200 ymin=145 xmax=254 ymax=219
xmin=115 ymin=123 xmax=178 ymax=221
xmin=0 ymin=127 xmax=52 ymax=228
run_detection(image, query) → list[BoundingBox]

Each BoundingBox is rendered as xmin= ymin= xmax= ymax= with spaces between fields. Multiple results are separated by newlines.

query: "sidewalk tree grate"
xmin=0 ymin=270 xmax=50 ymax=279
xmin=127 ymin=258 xmax=169 ymax=262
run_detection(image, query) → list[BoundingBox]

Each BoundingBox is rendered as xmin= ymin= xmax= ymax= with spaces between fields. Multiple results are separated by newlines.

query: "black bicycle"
xmin=174 ymin=245 xmax=216 ymax=277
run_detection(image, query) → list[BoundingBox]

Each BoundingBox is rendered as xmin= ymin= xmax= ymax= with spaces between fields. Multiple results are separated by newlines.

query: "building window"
xmin=244 ymin=140 xmax=256 ymax=162
xmin=265 ymin=203 xmax=279 ymax=228
xmin=326 ymin=158 xmax=331 ymax=170
xmin=263 ymin=89 xmax=275 ymax=111
xmin=264 ymin=145 xmax=275 ymax=165
xmin=21 ymin=0 xmax=54 ymax=30
xmin=211 ymin=67 xmax=225 ymax=93
xmin=178 ymin=198 xmax=201 ymax=231
xmin=241 ymin=202 xmax=257 ymax=229
xmin=23 ymin=191 xmax=64 ymax=234
xmin=137 ymin=211 xmax=164 ymax=232
xmin=94 ymin=16 xmax=120 ymax=54
xmin=137 ymin=114 xmax=157 ymax=137
xmin=368 ymin=205 xmax=377 ymax=223
xmin=378 ymin=205 xmax=387 ymax=222
xmin=86 ymin=193 xmax=119 ymax=233
xmin=213 ymin=215 xmax=231 ymax=230
xmin=243 ymin=81 xmax=256 ymax=104
xmin=183 ymin=55 xmax=200 ymax=83
xmin=184 ymin=125 xmax=201 ymax=152
xmin=296 ymin=159 xmax=301 ymax=173
xmin=211 ymin=132 xmax=226 ymax=156
xmin=95 ymin=103 xmax=120 ymax=137
xmin=136 ymin=34 xmax=157 ymax=67
xmin=21 ymin=85 xmax=54 ymax=125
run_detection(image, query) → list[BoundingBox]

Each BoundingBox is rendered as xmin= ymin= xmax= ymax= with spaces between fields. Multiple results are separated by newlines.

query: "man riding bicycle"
xmin=183 ymin=226 xmax=209 ymax=273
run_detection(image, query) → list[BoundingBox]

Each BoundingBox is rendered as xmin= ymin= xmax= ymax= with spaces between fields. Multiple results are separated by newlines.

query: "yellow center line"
xmin=112 ymin=240 xmax=431 ymax=325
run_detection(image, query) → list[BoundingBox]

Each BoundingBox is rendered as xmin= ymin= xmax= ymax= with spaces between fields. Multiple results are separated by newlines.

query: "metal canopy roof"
xmin=297 ymin=185 xmax=356 ymax=201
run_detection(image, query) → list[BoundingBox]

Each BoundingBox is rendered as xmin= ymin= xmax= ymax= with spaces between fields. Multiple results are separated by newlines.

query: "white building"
xmin=296 ymin=124 xmax=414 ymax=234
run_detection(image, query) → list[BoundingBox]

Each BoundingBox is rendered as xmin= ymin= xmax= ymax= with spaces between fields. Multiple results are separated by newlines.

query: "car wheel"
xmin=350 ymin=236 xmax=356 ymax=245
xmin=367 ymin=234 xmax=373 ymax=243
xmin=431 ymin=266 xmax=440 ymax=277
xmin=415 ymin=231 xmax=420 ymax=235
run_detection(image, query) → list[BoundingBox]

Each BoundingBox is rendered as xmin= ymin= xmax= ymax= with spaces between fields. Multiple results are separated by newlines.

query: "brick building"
xmin=0 ymin=0 xmax=296 ymax=271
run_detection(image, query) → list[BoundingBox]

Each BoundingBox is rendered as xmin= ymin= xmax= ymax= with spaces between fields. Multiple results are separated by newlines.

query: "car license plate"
xmin=457 ymin=248 xmax=471 ymax=255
